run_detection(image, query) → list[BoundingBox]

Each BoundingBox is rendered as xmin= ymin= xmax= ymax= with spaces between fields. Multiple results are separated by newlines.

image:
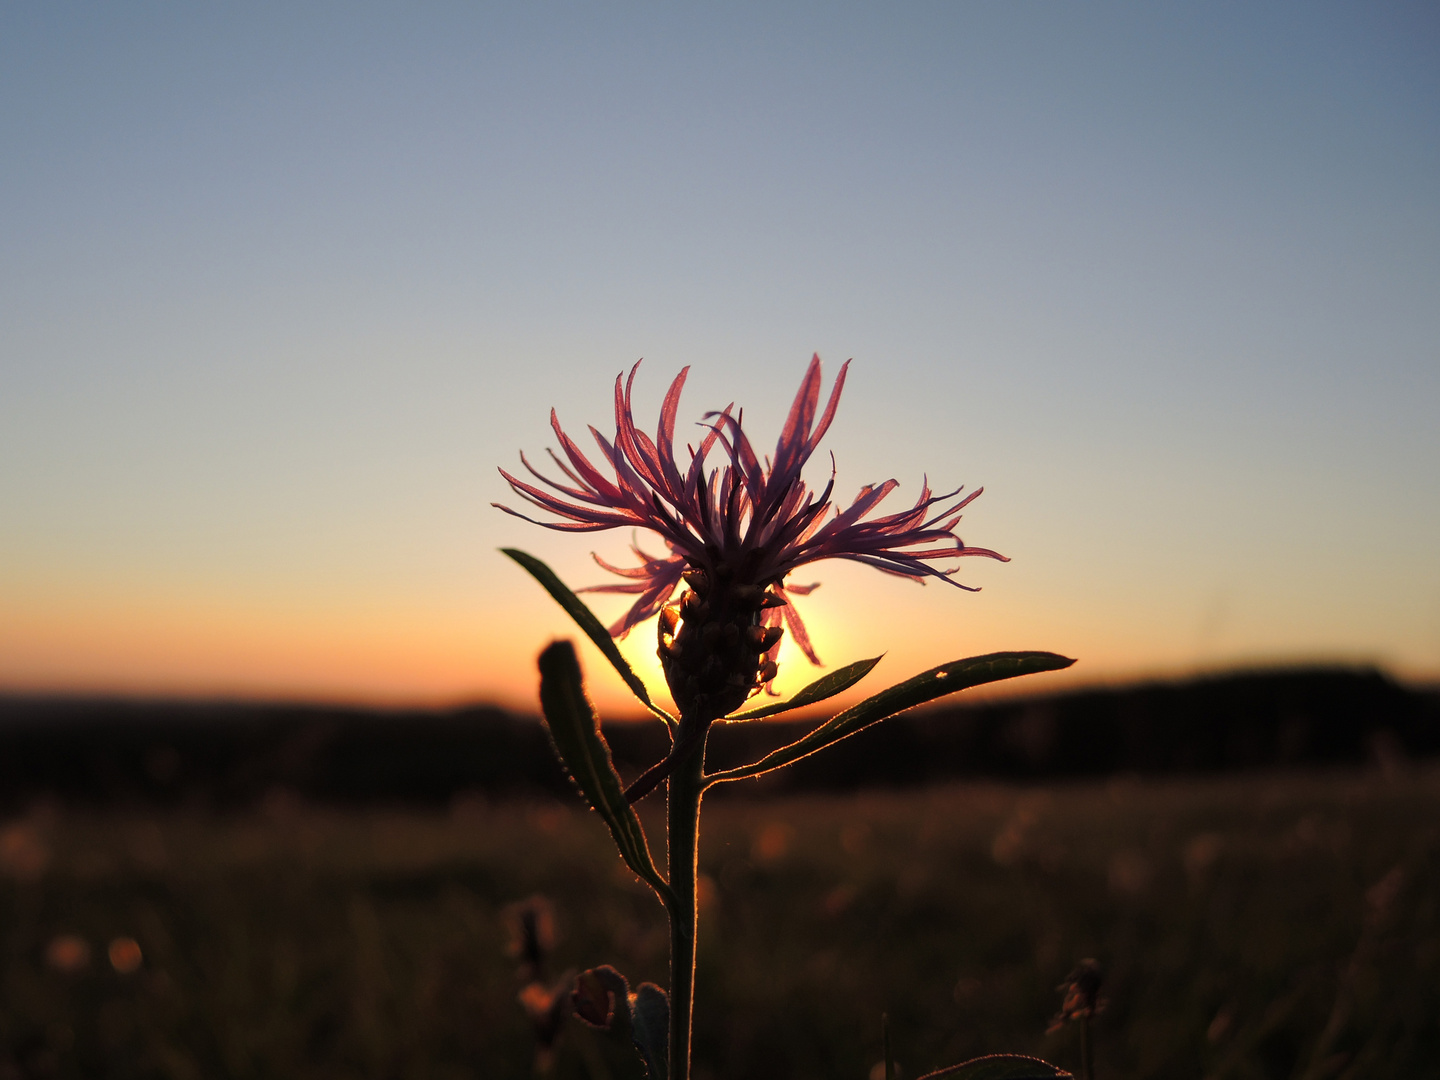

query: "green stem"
xmin=666 ymin=735 xmax=705 ymax=1080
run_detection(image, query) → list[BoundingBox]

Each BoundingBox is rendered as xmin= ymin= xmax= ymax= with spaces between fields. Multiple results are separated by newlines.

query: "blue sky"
xmin=2 ymin=3 xmax=1437 ymax=707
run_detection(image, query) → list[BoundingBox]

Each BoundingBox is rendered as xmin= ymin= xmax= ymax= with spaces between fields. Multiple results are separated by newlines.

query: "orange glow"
xmin=0 ymin=584 xmax=504 ymax=709
xmin=108 ymin=937 xmax=144 ymax=975
xmin=2 ymin=545 xmax=1431 ymax=715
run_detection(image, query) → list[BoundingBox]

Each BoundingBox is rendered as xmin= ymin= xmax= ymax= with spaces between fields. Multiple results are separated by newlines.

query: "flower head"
xmin=496 ymin=355 xmax=1006 ymax=719
xmin=1049 ymin=958 xmax=1106 ymax=1032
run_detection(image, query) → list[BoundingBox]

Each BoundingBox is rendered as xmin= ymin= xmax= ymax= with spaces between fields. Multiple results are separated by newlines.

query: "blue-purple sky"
xmin=3 ymin=3 xmax=1437 ymax=708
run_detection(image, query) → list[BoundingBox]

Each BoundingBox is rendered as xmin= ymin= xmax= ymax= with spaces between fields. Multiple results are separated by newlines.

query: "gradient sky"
xmin=3 ymin=3 xmax=1437 ymax=715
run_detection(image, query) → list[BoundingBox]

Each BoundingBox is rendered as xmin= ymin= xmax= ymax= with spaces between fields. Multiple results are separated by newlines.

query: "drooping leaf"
xmin=724 ymin=655 xmax=884 ymax=722
xmin=505 ymin=548 xmax=676 ymax=727
xmin=916 ymin=1054 xmax=1073 ymax=1080
xmin=538 ymin=641 xmax=676 ymax=909
xmin=706 ymin=651 xmax=1075 ymax=784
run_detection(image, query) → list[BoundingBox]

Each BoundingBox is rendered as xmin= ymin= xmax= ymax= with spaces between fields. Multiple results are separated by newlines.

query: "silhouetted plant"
xmin=1050 ymin=959 xmax=1106 ymax=1080
xmin=498 ymin=357 xmax=1074 ymax=1080
xmin=503 ymin=895 xmax=573 ymax=1075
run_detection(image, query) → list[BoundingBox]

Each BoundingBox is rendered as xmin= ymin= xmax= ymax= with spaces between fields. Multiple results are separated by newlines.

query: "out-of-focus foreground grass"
xmin=0 ymin=768 xmax=1435 ymax=1079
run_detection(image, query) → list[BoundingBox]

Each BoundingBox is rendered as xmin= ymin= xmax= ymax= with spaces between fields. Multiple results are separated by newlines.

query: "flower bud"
xmin=658 ymin=575 xmax=774 ymax=720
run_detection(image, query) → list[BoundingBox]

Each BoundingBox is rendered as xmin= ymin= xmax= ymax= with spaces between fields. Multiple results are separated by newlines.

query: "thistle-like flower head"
xmin=1049 ymin=958 xmax=1106 ymax=1032
xmin=496 ymin=355 xmax=1007 ymax=720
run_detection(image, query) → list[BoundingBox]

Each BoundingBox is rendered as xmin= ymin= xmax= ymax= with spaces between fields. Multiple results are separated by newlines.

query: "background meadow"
xmin=2 ymin=769 xmax=1437 ymax=1079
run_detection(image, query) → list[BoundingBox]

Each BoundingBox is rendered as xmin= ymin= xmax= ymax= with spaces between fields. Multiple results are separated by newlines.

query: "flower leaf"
xmin=916 ymin=1054 xmax=1073 ymax=1080
xmin=505 ymin=548 xmax=676 ymax=727
xmin=538 ymin=641 xmax=676 ymax=909
xmin=628 ymin=981 xmax=670 ymax=1080
xmin=724 ymin=655 xmax=884 ymax=722
xmin=705 ymin=651 xmax=1075 ymax=784
xmin=571 ymin=966 xmax=669 ymax=1080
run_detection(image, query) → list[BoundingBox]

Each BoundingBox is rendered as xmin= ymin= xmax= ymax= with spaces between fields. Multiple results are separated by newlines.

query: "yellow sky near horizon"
xmin=3 ymin=538 xmax=1430 ymax=718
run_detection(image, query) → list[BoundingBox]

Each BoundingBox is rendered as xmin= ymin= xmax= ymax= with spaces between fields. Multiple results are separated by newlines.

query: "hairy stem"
xmin=666 ymin=735 xmax=705 ymax=1080
xmin=626 ymin=723 xmax=707 ymax=805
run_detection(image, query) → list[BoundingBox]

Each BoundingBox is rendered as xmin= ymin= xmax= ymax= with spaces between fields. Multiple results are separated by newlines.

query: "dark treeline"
xmin=0 ymin=666 xmax=1435 ymax=811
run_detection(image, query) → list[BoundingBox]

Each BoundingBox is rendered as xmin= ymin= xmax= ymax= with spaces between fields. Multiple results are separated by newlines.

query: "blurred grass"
xmin=0 ymin=767 xmax=1436 ymax=1079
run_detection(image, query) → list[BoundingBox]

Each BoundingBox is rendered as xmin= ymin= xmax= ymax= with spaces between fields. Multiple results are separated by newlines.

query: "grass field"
xmin=0 ymin=766 xmax=1436 ymax=1079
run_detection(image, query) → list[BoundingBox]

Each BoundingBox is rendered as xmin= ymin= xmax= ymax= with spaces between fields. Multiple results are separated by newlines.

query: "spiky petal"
xmin=495 ymin=355 xmax=1007 ymax=716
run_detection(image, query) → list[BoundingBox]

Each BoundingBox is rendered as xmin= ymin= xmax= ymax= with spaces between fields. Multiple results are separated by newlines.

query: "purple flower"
xmin=496 ymin=355 xmax=1006 ymax=719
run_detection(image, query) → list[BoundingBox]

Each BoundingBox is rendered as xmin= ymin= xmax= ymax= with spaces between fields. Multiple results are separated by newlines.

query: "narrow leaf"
xmin=707 ymin=651 xmax=1075 ymax=784
xmin=505 ymin=548 xmax=676 ymax=727
xmin=724 ymin=656 xmax=884 ymax=722
xmin=916 ymin=1054 xmax=1073 ymax=1080
xmin=538 ymin=641 xmax=676 ymax=909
